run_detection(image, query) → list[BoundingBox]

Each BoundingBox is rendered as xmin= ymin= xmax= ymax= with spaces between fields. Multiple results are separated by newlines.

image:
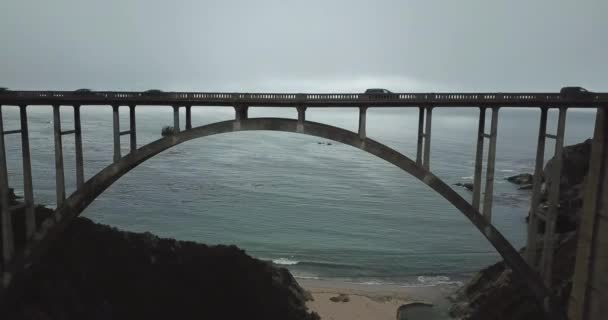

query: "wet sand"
xmin=299 ymin=279 xmax=450 ymax=320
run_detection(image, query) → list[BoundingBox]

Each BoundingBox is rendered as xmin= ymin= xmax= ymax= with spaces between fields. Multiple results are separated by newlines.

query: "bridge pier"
xmin=569 ymin=107 xmax=608 ymax=320
xmin=0 ymin=106 xmax=14 ymax=275
xmin=472 ymin=107 xmax=486 ymax=211
xmin=358 ymin=107 xmax=367 ymax=139
xmin=423 ymin=107 xmax=433 ymax=170
xmin=482 ymin=107 xmax=499 ymax=222
xmin=296 ymin=106 xmax=306 ymax=133
xmin=540 ymin=107 xmax=567 ymax=286
xmin=185 ymin=105 xmax=192 ymax=130
xmin=74 ymin=105 xmax=84 ymax=189
xmin=526 ymin=107 xmax=549 ymax=266
xmin=416 ymin=107 xmax=425 ymax=166
xmin=129 ymin=105 xmax=137 ymax=152
xmin=53 ymin=105 xmax=66 ymax=208
xmin=19 ymin=106 xmax=35 ymax=239
xmin=173 ymin=105 xmax=180 ymax=133
xmin=112 ymin=105 xmax=121 ymax=162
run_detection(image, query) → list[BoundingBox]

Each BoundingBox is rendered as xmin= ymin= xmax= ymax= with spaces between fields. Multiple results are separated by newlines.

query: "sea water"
xmin=1 ymin=106 xmax=595 ymax=287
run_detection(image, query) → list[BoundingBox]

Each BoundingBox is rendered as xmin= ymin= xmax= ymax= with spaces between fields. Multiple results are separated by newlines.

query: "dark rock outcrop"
xmin=506 ymin=173 xmax=534 ymax=186
xmin=454 ymin=182 xmax=474 ymax=191
xmin=6 ymin=216 xmax=319 ymax=320
xmin=449 ymin=139 xmax=592 ymax=320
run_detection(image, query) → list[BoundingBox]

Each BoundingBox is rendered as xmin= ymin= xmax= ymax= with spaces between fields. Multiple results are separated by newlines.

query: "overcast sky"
xmin=1 ymin=0 xmax=606 ymax=92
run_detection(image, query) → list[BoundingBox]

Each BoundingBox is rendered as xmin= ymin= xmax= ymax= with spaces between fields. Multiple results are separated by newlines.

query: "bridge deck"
xmin=1 ymin=91 xmax=607 ymax=107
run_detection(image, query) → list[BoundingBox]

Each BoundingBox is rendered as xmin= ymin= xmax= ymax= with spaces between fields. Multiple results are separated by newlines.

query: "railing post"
xmin=112 ymin=105 xmax=121 ymax=162
xmin=568 ymin=107 xmax=608 ymax=320
xmin=416 ymin=107 xmax=425 ymax=166
xmin=185 ymin=105 xmax=192 ymax=130
xmin=53 ymin=105 xmax=66 ymax=208
xmin=74 ymin=105 xmax=84 ymax=189
xmin=19 ymin=105 xmax=35 ymax=239
xmin=541 ymin=107 xmax=567 ymax=286
xmin=0 ymin=105 xmax=14 ymax=270
xmin=525 ymin=107 xmax=549 ymax=266
xmin=482 ymin=107 xmax=499 ymax=222
xmin=472 ymin=107 xmax=486 ymax=211
xmin=172 ymin=105 xmax=180 ymax=133
xmin=129 ymin=105 xmax=137 ymax=152
xmin=423 ymin=107 xmax=433 ymax=170
xmin=358 ymin=106 xmax=367 ymax=139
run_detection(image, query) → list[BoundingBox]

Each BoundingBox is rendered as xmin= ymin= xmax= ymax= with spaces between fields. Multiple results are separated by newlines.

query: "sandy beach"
xmin=299 ymin=279 xmax=450 ymax=320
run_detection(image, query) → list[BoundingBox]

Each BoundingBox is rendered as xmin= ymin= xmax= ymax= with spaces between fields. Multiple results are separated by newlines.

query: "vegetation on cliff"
xmin=4 ymin=208 xmax=319 ymax=320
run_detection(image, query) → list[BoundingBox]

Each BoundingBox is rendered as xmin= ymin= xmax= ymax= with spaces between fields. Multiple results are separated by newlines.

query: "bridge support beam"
xmin=19 ymin=106 xmax=35 ymax=239
xmin=526 ymin=107 xmax=549 ymax=266
xmin=173 ymin=106 xmax=180 ymax=133
xmin=358 ymin=107 xmax=367 ymax=139
xmin=74 ymin=105 xmax=84 ymax=189
xmin=53 ymin=105 xmax=65 ymax=208
xmin=296 ymin=106 xmax=306 ymax=133
xmin=569 ymin=107 xmax=608 ymax=320
xmin=416 ymin=107 xmax=425 ymax=166
xmin=112 ymin=105 xmax=121 ymax=162
xmin=482 ymin=107 xmax=499 ymax=222
xmin=472 ymin=107 xmax=486 ymax=211
xmin=129 ymin=105 xmax=137 ymax=152
xmin=185 ymin=106 xmax=192 ymax=130
xmin=0 ymin=106 xmax=14 ymax=274
xmin=423 ymin=107 xmax=433 ymax=170
xmin=541 ymin=107 xmax=567 ymax=286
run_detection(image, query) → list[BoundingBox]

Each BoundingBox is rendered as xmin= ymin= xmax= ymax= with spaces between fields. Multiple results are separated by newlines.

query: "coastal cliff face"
xmin=4 ymin=213 xmax=319 ymax=320
xmin=449 ymin=139 xmax=592 ymax=320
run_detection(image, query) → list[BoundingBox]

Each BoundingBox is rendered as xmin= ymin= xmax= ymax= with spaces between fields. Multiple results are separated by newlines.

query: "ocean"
xmin=1 ymin=106 xmax=596 ymax=288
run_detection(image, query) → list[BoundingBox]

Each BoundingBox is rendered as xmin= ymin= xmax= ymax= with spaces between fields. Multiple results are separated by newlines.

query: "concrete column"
xmin=423 ymin=107 xmax=433 ymax=170
xmin=0 ymin=105 xmax=14 ymax=266
xmin=53 ymin=105 xmax=65 ymax=208
xmin=234 ymin=105 xmax=248 ymax=121
xmin=482 ymin=107 xmax=499 ymax=222
xmin=112 ymin=105 xmax=121 ymax=162
xmin=541 ymin=107 xmax=567 ymax=287
xmin=358 ymin=107 xmax=367 ymax=139
xmin=297 ymin=106 xmax=307 ymax=122
xmin=472 ymin=107 xmax=486 ymax=211
xmin=416 ymin=107 xmax=425 ymax=166
xmin=569 ymin=107 xmax=608 ymax=320
xmin=185 ymin=105 xmax=192 ymax=130
xmin=19 ymin=106 xmax=35 ymax=239
xmin=173 ymin=105 xmax=180 ymax=133
xmin=74 ymin=105 xmax=84 ymax=189
xmin=129 ymin=105 xmax=137 ymax=152
xmin=525 ymin=107 xmax=549 ymax=266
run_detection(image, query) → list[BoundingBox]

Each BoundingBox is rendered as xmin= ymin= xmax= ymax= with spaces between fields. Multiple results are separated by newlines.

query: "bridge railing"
xmin=1 ymin=90 xmax=606 ymax=105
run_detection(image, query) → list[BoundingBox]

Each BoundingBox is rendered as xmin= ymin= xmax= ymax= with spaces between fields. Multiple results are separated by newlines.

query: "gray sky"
xmin=1 ymin=0 xmax=606 ymax=92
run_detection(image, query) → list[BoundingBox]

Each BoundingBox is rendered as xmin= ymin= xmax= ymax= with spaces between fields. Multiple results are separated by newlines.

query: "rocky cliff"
xmin=449 ymin=139 xmax=592 ymax=320
xmin=2 ymin=199 xmax=319 ymax=320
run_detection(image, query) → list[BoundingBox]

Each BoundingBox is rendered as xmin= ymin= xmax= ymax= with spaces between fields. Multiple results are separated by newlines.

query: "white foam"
xmin=273 ymin=257 xmax=299 ymax=265
xmin=460 ymin=175 xmax=474 ymax=180
xmin=499 ymin=169 xmax=515 ymax=173
xmin=416 ymin=275 xmax=463 ymax=287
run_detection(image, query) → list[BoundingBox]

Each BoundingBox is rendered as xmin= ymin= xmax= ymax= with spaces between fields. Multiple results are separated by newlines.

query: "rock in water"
xmin=505 ymin=173 xmax=534 ymax=185
xmin=454 ymin=182 xmax=474 ymax=191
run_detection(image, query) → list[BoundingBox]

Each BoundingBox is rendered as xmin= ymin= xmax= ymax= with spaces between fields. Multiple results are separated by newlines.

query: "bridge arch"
xmin=32 ymin=117 xmax=553 ymax=313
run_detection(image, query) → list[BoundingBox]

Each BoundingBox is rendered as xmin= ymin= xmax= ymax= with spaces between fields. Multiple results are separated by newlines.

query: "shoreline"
xmin=298 ymin=278 xmax=457 ymax=320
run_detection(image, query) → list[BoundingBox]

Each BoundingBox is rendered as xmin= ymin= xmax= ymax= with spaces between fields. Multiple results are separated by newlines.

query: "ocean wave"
xmin=499 ymin=169 xmax=515 ymax=173
xmin=460 ymin=175 xmax=474 ymax=180
xmin=416 ymin=275 xmax=463 ymax=287
xmin=272 ymin=258 xmax=299 ymax=265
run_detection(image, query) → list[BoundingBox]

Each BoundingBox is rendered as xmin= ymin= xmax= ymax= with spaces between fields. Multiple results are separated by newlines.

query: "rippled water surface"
xmin=2 ymin=106 xmax=595 ymax=286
